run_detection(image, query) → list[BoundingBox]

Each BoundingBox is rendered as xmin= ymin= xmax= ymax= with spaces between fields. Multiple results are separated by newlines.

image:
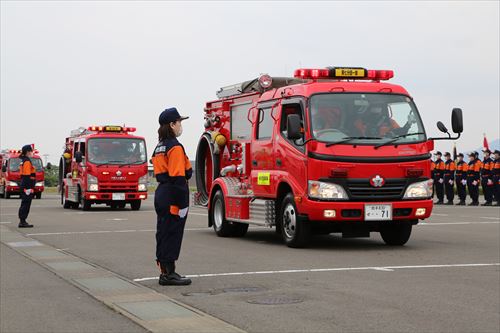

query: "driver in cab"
xmin=353 ymin=103 xmax=415 ymax=137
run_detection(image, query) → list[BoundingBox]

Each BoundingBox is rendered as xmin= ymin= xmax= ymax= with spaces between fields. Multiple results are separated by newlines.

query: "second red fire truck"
xmin=1 ymin=148 xmax=45 ymax=199
xmin=195 ymin=66 xmax=462 ymax=247
xmin=59 ymin=126 xmax=148 ymax=210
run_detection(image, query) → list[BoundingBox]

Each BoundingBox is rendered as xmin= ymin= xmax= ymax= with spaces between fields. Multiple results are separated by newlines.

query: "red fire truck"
xmin=195 ymin=67 xmax=462 ymax=247
xmin=0 ymin=148 xmax=45 ymax=199
xmin=59 ymin=126 xmax=148 ymax=210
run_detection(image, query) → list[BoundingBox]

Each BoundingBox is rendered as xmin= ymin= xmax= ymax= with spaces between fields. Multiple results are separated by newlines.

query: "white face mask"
xmin=176 ymin=124 xmax=183 ymax=137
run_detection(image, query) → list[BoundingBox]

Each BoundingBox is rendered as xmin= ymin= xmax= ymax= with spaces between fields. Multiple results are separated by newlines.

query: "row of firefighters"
xmin=431 ymin=149 xmax=500 ymax=206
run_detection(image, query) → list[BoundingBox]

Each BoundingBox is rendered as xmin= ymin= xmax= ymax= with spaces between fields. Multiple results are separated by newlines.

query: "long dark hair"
xmin=158 ymin=123 xmax=176 ymax=141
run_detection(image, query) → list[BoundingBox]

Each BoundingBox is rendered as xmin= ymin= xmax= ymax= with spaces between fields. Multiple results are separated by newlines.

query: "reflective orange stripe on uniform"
xmin=474 ymin=161 xmax=482 ymax=172
xmin=20 ymin=160 xmax=35 ymax=176
xmin=167 ymin=146 xmax=186 ymax=177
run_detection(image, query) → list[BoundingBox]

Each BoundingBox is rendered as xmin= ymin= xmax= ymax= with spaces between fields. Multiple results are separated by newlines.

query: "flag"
xmin=453 ymin=143 xmax=457 ymax=160
xmin=483 ymin=133 xmax=489 ymax=150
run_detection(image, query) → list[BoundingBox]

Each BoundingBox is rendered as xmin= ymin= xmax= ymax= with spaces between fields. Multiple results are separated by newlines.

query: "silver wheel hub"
xmin=214 ymin=198 xmax=223 ymax=229
xmin=283 ymin=204 xmax=296 ymax=239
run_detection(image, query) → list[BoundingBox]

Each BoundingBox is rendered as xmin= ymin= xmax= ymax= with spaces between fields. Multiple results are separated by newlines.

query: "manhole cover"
xmin=247 ymin=296 xmax=303 ymax=305
xmin=222 ymin=287 xmax=264 ymax=293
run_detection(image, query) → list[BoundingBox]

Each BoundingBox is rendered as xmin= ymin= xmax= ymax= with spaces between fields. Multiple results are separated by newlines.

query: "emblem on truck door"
xmin=370 ymin=175 xmax=385 ymax=187
xmin=116 ymin=170 xmax=122 ymax=177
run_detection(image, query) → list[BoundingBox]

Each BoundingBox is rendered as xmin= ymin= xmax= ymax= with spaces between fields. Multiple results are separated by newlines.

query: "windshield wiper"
xmin=325 ymin=136 xmax=382 ymax=147
xmin=374 ymin=132 xmax=425 ymax=149
xmin=119 ymin=161 xmax=145 ymax=168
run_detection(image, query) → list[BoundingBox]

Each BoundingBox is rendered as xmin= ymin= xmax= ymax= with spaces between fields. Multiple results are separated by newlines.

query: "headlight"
xmin=308 ymin=181 xmax=348 ymax=200
xmin=7 ymin=181 xmax=18 ymax=186
xmin=138 ymin=174 xmax=148 ymax=191
xmin=403 ymin=179 xmax=433 ymax=199
xmin=87 ymin=174 xmax=98 ymax=191
xmin=35 ymin=181 xmax=44 ymax=187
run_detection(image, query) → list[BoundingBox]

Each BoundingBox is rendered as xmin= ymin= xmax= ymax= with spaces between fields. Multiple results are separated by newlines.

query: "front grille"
xmin=346 ymin=179 xmax=407 ymax=201
xmin=99 ymin=184 xmax=137 ymax=192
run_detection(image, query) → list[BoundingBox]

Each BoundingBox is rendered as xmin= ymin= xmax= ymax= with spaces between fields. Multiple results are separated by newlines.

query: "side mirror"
xmin=287 ymin=114 xmax=302 ymax=140
xmin=46 ymin=162 xmax=52 ymax=170
xmin=437 ymin=121 xmax=448 ymax=133
xmin=1 ymin=165 xmax=6 ymax=173
xmin=74 ymin=151 xmax=83 ymax=164
xmin=451 ymin=108 xmax=463 ymax=134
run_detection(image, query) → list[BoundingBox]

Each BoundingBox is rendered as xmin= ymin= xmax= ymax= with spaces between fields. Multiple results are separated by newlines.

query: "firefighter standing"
xmin=493 ymin=150 xmax=500 ymax=206
xmin=455 ymin=153 xmax=468 ymax=205
xmin=18 ymin=145 xmax=35 ymax=228
xmin=433 ymin=151 xmax=446 ymax=204
xmin=152 ymin=107 xmax=192 ymax=286
xmin=443 ymin=152 xmax=456 ymax=205
xmin=480 ymin=149 xmax=494 ymax=206
xmin=430 ymin=159 xmax=436 ymax=198
xmin=467 ymin=152 xmax=481 ymax=206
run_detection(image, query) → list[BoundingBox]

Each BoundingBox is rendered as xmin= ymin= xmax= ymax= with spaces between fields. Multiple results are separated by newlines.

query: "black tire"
xmin=210 ymin=190 xmax=233 ymax=237
xmin=35 ymin=192 xmax=42 ymax=199
xmin=0 ymin=186 xmax=4 ymax=198
xmin=380 ymin=222 xmax=412 ymax=246
xmin=130 ymin=200 xmax=141 ymax=211
xmin=5 ymin=192 xmax=11 ymax=199
xmin=280 ymin=193 xmax=310 ymax=248
xmin=81 ymin=196 xmax=91 ymax=211
xmin=231 ymin=222 xmax=249 ymax=237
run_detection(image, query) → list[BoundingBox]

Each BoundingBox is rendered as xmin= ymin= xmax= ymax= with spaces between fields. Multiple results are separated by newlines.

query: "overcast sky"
xmin=1 ymin=1 xmax=499 ymax=164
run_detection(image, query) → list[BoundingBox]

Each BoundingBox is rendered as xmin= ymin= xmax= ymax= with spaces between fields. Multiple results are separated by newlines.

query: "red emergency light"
xmin=294 ymin=67 xmax=394 ymax=81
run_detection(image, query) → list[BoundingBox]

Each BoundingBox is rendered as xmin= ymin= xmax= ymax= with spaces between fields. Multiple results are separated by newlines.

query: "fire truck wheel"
xmin=35 ymin=193 xmax=42 ymax=199
xmin=281 ymin=193 xmax=310 ymax=248
xmin=211 ymin=190 xmax=233 ymax=237
xmin=62 ymin=187 xmax=71 ymax=209
xmin=380 ymin=222 xmax=412 ymax=246
xmin=5 ymin=192 xmax=10 ymax=199
xmin=130 ymin=200 xmax=141 ymax=211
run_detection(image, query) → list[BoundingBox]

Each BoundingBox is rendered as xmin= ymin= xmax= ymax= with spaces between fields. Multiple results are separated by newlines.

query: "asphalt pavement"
xmin=1 ymin=194 xmax=499 ymax=333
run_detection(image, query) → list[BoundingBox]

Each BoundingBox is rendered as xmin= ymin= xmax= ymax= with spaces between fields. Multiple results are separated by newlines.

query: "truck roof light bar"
xmin=294 ymin=67 xmax=394 ymax=81
xmin=87 ymin=126 xmax=136 ymax=133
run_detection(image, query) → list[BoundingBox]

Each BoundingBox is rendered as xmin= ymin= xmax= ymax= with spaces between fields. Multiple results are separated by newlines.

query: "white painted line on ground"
xmin=25 ymin=227 xmax=210 ymax=236
xmin=0 ymin=222 xmax=12 ymax=224
xmin=431 ymin=213 xmax=449 ymax=216
xmin=133 ymin=263 xmax=500 ymax=282
xmin=419 ymin=221 xmax=499 ymax=226
xmin=188 ymin=212 xmax=208 ymax=217
xmin=0 ymin=213 xmax=18 ymax=216
xmin=479 ymin=216 xmax=500 ymax=220
xmin=105 ymin=218 xmax=129 ymax=221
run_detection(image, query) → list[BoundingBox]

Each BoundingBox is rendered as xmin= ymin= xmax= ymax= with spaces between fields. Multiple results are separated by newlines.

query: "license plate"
xmin=112 ymin=193 xmax=125 ymax=201
xmin=364 ymin=204 xmax=392 ymax=221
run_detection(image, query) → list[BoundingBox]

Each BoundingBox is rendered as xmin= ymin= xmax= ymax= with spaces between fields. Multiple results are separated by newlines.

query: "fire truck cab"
xmin=0 ymin=148 xmax=45 ymax=199
xmin=195 ymin=67 xmax=463 ymax=247
xmin=59 ymin=126 xmax=148 ymax=211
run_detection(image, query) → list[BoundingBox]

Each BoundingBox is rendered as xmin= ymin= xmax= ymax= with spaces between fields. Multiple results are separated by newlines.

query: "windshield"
xmin=9 ymin=158 xmax=43 ymax=172
xmin=309 ymin=93 xmax=426 ymax=144
xmin=87 ymin=138 xmax=147 ymax=165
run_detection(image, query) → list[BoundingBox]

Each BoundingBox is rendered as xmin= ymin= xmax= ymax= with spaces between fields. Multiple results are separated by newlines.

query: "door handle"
xmin=252 ymin=160 xmax=257 ymax=166
xmin=276 ymin=159 xmax=282 ymax=167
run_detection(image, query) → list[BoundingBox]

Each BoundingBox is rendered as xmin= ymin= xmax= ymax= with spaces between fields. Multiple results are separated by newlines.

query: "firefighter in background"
xmin=432 ymin=151 xmax=446 ymax=204
xmin=152 ymin=107 xmax=192 ymax=286
xmin=467 ymin=151 xmax=481 ymax=206
xmin=480 ymin=149 xmax=494 ymax=206
xmin=18 ymin=144 xmax=35 ymax=228
xmin=443 ymin=152 xmax=456 ymax=205
xmin=455 ymin=153 xmax=468 ymax=206
xmin=493 ymin=150 xmax=500 ymax=206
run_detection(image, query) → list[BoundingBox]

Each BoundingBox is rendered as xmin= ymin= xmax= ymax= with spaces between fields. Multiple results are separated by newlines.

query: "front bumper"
xmin=83 ymin=192 xmax=148 ymax=201
xmin=6 ymin=186 xmax=44 ymax=194
xmin=297 ymin=198 xmax=433 ymax=221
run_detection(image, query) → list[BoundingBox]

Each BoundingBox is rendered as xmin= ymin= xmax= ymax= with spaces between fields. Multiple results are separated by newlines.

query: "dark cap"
xmin=494 ymin=150 xmax=500 ymax=155
xmin=457 ymin=153 xmax=464 ymax=158
xmin=468 ymin=151 xmax=477 ymax=157
xmin=444 ymin=152 xmax=451 ymax=157
xmin=433 ymin=151 xmax=442 ymax=156
xmin=21 ymin=144 xmax=33 ymax=154
xmin=159 ymin=107 xmax=189 ymax=125
xmin=482 ymin=148 xmax=491 ymax=154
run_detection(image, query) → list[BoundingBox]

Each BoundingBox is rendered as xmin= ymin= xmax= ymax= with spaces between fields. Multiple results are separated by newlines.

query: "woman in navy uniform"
xmin=152 ymin=107 xmax=192 ymax=286
xmin=18 ymin=144 xmax=35 ymax=228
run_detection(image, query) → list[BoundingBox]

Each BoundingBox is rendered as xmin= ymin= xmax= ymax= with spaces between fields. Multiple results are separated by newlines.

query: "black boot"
xmin=158 ymin=262 xmax=191 ymax=286
xmin=481 ymin=202 xmax=492 ymax=206
xmin=446 ymin=201 xmax=454 ymax=205
xmin=18 ymin=220 xmax=33 ymax=228
xmin=457 ymin=201 xmax=465 ymax=206
xmin=468 ymin=201 xmax=479 ymax=206
xmin=435 ymin=200 xmax=444 ymax=205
